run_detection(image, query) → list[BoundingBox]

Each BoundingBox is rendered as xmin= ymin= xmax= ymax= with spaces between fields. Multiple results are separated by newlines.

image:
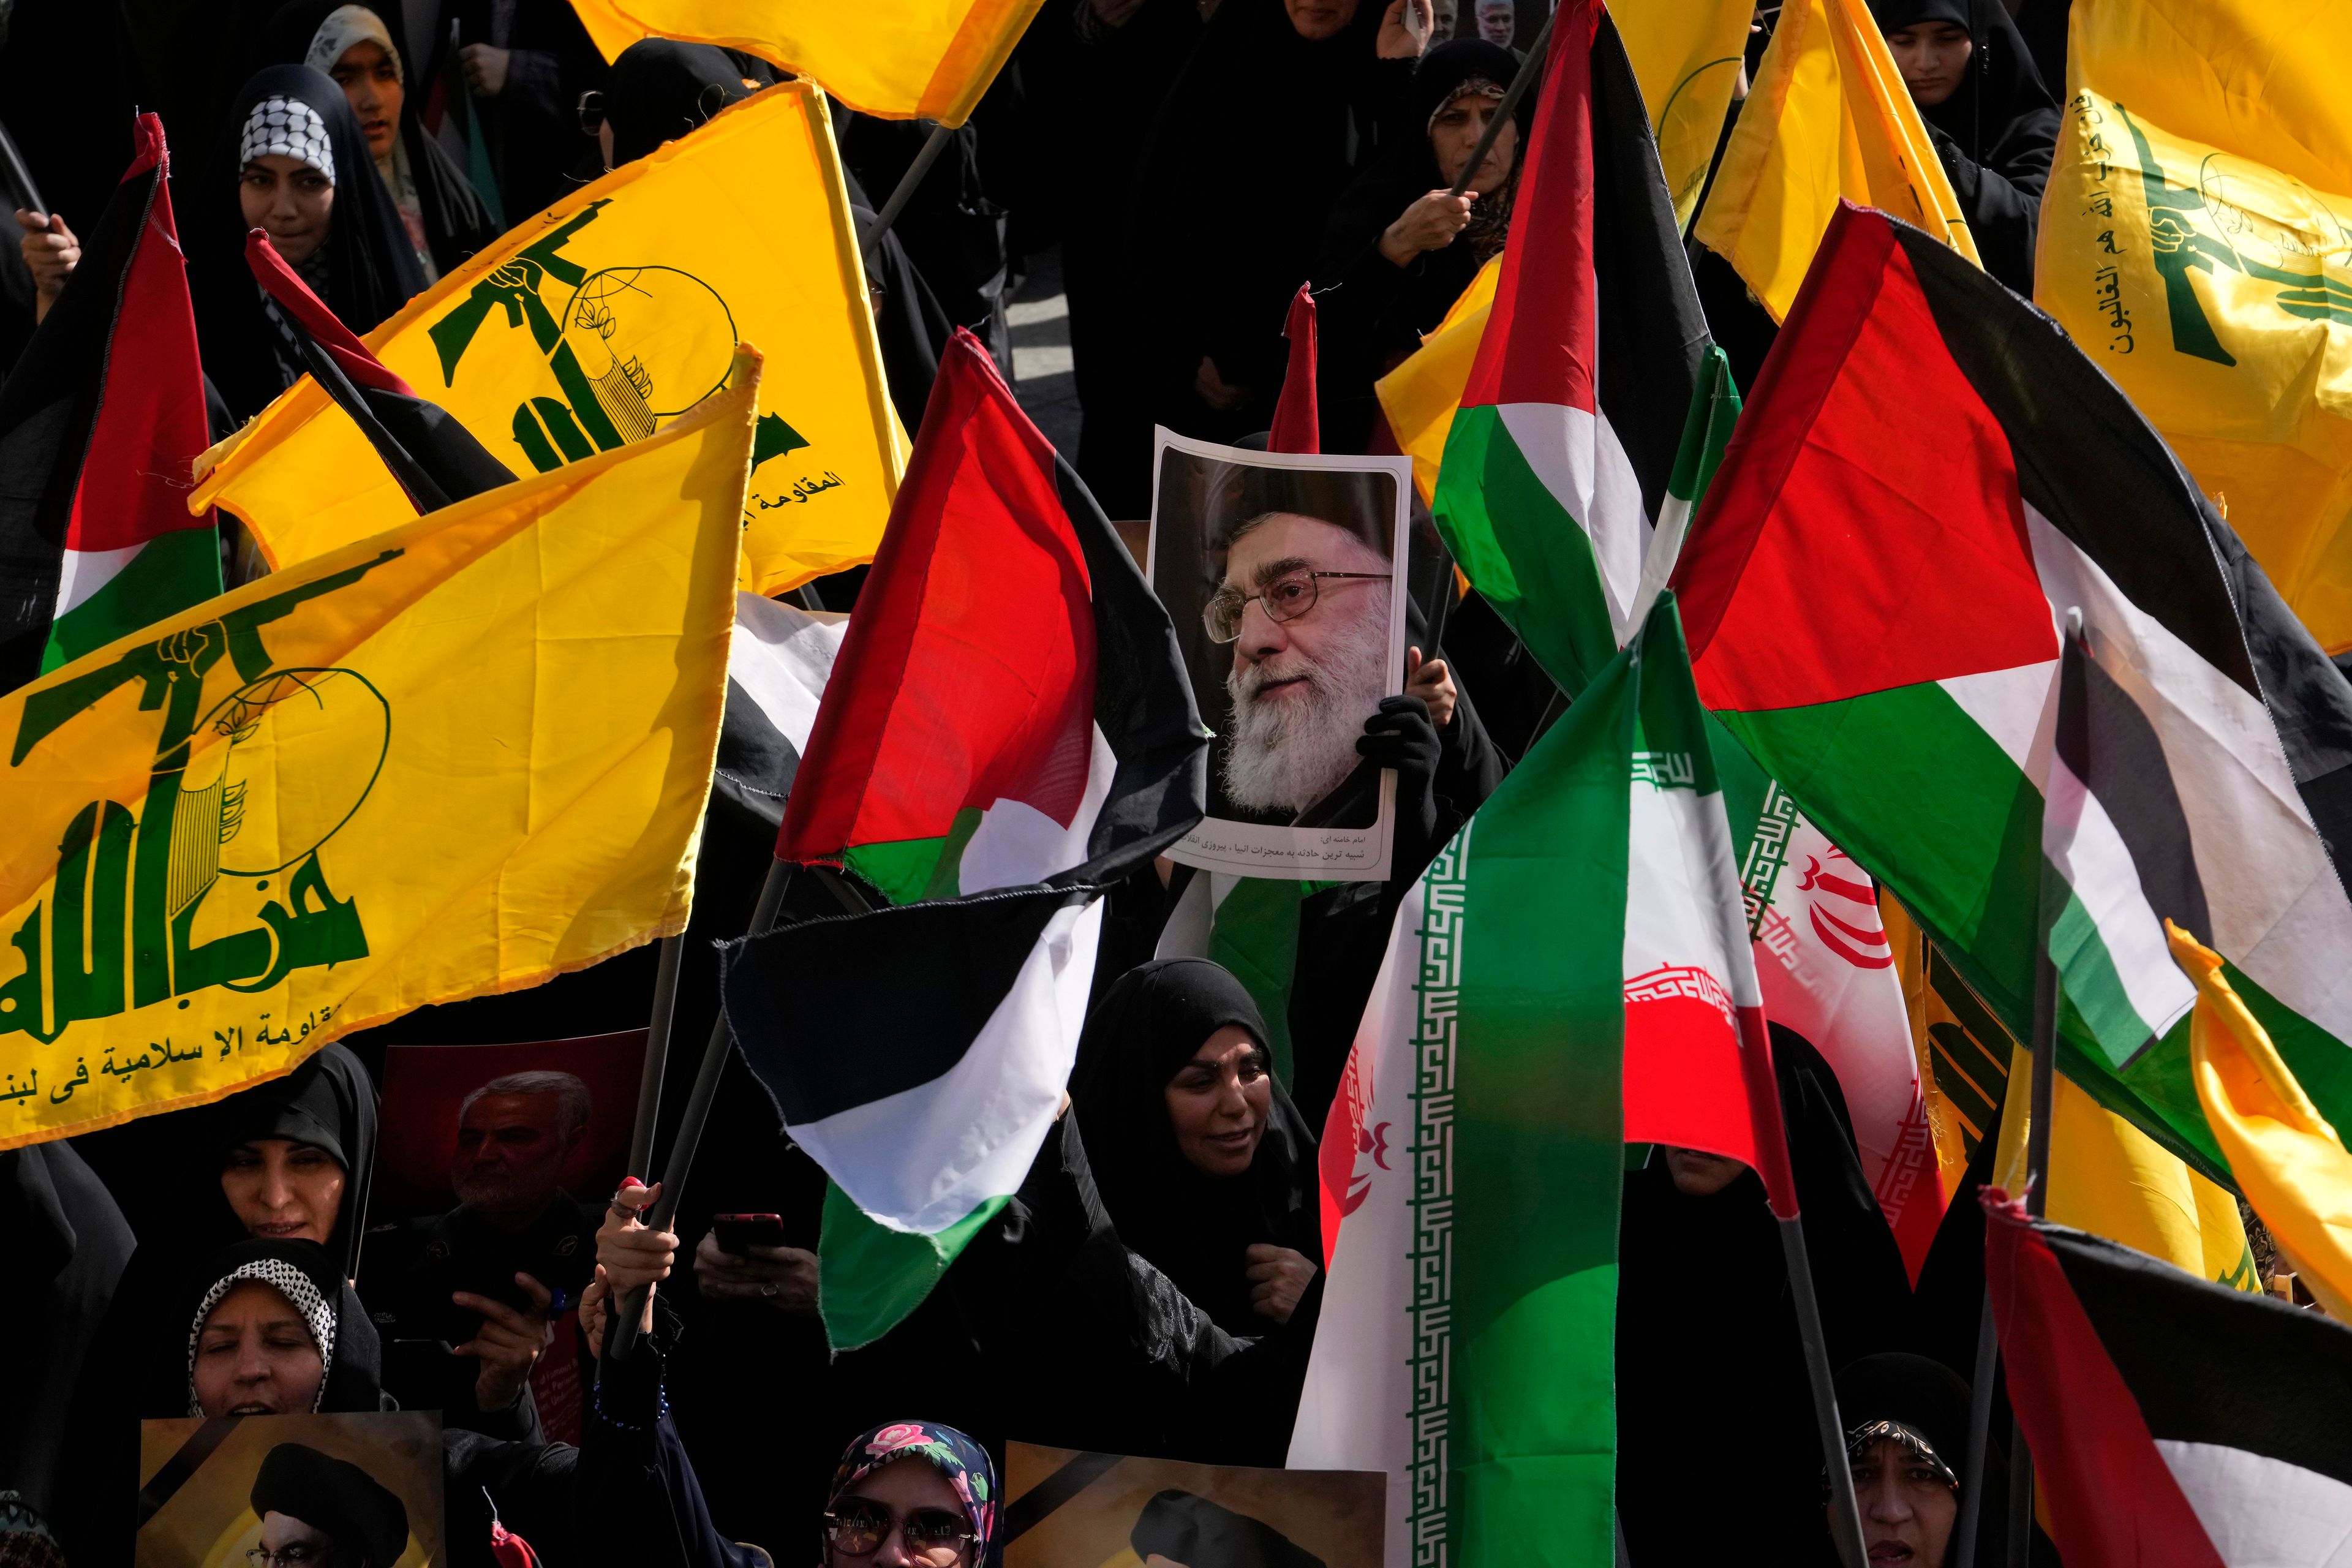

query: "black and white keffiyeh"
xmin=185 ymin=1257 xmax=337 ymax=1416
xmin=239 ymin=96 xmax=336 ymax=183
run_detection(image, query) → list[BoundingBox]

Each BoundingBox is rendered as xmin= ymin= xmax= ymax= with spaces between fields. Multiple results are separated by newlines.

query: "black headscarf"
xmin=178 ymin=1237 xmax=388 ymax=1417
xmin=188 ymin=64 xmax=428 ymax=421
xmin=603 ymin=40 xmax=768 ymax=165
xmin=251 ymin=1 xmax=501 ymax=279
xmin=1831 ymin=1352 xmax=2009 ymax=1568
xmin=206 ymin=1042 xmax=381 ymax=1279
xmin=1069 ymin=959 xmax=1319 ymax=1334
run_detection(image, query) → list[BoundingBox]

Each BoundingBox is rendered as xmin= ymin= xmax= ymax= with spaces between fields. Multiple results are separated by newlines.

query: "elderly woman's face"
xmin=1844 ymin=1434 xmax=1957 ymax=1567
xmin=239 ymin=153 xmax=335 ymax=266
xmin=1430 ymin=95 xmax=1517 ymax=194
xmin=222 ymin=1138 xmax=345 ymax=1245
xmin=192 ymin=1281 xmax=325 ymax=1417
xmin=1164 ymin=1023 xmax=1272 ymax=1177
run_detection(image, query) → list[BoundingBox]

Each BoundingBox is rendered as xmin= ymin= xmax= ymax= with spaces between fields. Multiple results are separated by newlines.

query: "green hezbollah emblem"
xmin=2115 ymin=104 xmax=2352 ymax=368
xmin=0 ymin=552 xmax=402 ymax=1043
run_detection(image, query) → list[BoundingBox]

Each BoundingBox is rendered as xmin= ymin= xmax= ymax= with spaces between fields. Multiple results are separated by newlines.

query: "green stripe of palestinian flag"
xmin=1432 ymin=1 xmax=1713 ymax=704
xmin=45 ymin=528 xmax=222 ymax=673
xmin=1678 ymin=206 xmax=2352 ymax=1180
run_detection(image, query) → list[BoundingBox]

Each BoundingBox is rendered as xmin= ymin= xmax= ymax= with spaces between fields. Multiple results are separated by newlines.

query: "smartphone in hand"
xmin=711 ymin=1212 xmax=787 ymax=1254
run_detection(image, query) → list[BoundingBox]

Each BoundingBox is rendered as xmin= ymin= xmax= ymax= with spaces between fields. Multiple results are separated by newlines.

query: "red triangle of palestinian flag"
xmin=1671 ymin=201 xmax=2352 ymax=1182
xmin=0 ymin=113 xmax=219 ymax=692
xmin=775 ymin=329 xmax=1207 ymax=904
xmin=1986 ymin=1194 xmax=2352 ymax=1566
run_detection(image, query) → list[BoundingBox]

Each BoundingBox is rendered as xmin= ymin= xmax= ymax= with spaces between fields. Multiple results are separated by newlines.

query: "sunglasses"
xmin=1204 ymin=568 xmax=1391 ymax=644
xmin=823 ymin=1499 xmax=976 ymax=1565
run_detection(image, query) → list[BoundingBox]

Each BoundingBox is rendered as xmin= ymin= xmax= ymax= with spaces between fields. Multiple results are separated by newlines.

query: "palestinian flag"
xmin=1432 ymin=0 xmax=1712 ymax=701
xmin=1289 ymin=595 xmax=1799 ymax=1568
xmin=1986 ymin=1194 xmax=2352 ymax=1566
xmin=0 ymin=113 xmax=219 ymax=691
xmin=240 ymin=232 xmax=516 ymax=513
xmin=728 ymin=330 xmax=1207 ymax=1349
xmin=1673 ymin=202 xmax=2352 ymax=1182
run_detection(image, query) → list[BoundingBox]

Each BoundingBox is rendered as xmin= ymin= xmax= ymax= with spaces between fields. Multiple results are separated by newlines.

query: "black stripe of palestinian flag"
xmin=1674 ymin=202 xmax=2352 ymax=1179
xmin=726 ymin=331 xmax=1208 ymax=1349
xmin=1986 ymin=1194 xmax=2352 ymax=1567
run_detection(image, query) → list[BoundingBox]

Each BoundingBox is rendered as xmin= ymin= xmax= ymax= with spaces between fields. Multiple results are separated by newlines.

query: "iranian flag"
xmin=0 ymin=113 xmax=219 ymax=692
xmin=1290 ymin=595 xmax=1804 ymax=1568
xmin=727 ymin=330 xmax=1207 ymax=1349
xmin=1673 ymin=201 xmax=2352 ymax=1181
xmin=1431 ymin=0 xmax=1712 ymax=701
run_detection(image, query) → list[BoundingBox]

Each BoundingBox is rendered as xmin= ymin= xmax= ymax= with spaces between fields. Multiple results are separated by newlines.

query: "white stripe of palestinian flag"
xmin=1496 ymin=401 xmax=1650 ymax=638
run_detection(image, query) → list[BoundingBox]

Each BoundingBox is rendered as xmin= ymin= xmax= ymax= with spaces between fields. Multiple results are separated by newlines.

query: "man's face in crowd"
xmin=1474 ymin=0 xmax=1514 ymax=47
xmin=1218 ymin=513 xmax=1391 ymax=818
xmin=1284 ymin=0 xmax=1359 ymax=40
xmin=257 ymin=1510 xmax=341 ymax=1568
xmin=452 ymin=1091 xmax=573 ymax=1227
xmin=1845 ymin=1434 xmax=1958 ymax=1567
xmin=192 ymin=1282 xmax=325 ymax=1417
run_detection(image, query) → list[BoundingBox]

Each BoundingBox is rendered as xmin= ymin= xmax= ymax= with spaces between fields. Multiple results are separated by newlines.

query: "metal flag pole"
xmin=1446 ymin=10 xmax=1555 ymax=201
xmin=1951 ymin=1291 xmax=2001 ymax=1567
xmin=2003 ymin=608 xmax=2075 ymax=1564
xmin=859 ymin=121 xmax=956 ymax=261
xmin=604 ymin=856 xmax=796 ymax=1360
xmin=619 ymin=933 xmax=685 ymax=1187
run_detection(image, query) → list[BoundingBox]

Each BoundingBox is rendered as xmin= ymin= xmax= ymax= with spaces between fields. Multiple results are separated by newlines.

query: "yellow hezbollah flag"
xmin=0 ymin=354 xmax=755 ymax=1151
xmin=1692 ymin=0 xmax=1977 ymax=322
xmin=1992 ymin=1039 xmax=2259 ymax=1293
xmin=2036 ymin=0 xmax=2352 ymax=655
xmin=1376 ymin=255 xmax=1499 ymax=510
xmin=2171 ymin=921 xmax=2352 ymax=1317
xmin=567 ymin=0 xmax=1041 ymax=126
xmin=1614 ymin=0 xmax=1751 ymax=230
xmin=193 ymin=83 xmax=899 ymax=600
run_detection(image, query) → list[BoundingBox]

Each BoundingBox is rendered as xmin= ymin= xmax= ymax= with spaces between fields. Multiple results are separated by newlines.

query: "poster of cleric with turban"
xmin=1148 ymin=432 xmax=1413 ymax=880
xmin=137 ymin=1411 xmax=443 ymax=1568
xmin=1003 ymin=1442 xmax=1382 ymax=1567
xmin=357 ymin=1031 xmax=647 ymax=1444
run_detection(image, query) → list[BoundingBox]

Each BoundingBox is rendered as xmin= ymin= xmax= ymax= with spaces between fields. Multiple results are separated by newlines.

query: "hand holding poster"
xmin=1148 ymin=432 xmax=1412 ymax=881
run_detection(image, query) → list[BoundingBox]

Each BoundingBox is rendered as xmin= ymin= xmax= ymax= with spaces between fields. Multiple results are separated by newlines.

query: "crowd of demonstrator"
xmin=1 ymin=0 xmax=2070 ymax=1564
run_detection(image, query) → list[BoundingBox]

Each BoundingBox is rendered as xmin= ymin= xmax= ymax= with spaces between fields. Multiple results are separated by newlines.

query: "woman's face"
xmin=190 ymin=1281 xmax=326 ymax=1417
xmin=1164 ymin=1023 xmax=1272 ymax=1178
xmin=329 ymin=39 xmax=404 ymax=161
xmin=1843 ymin=1434 xmax=1958 ymax=1567
xmin=1887 ymin=20 xmax=1972 ymax=107
xmin=222 ymin=1137 xmax=345 ymax=1245
xmin=1430 ymin=96 xmax=1517 ymax=194
xmin=1285 ymin=0 xmax=1360 ymax=40
xmin=829 ymin=1457 xmax=974 ymax=1568
xmin=239 ymin=153 xmax=335 ymax=266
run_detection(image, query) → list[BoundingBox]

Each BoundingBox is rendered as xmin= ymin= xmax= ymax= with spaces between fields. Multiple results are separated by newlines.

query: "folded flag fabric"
xmin=0 ymin=355 xmax=755 ymax=1150
xmin=1612 ymin=0 xmax=1751 ymax=230
xmin=566 ymin=0 xmax=1041 ymax=126
xmin=2037 ymin=0 xmax=2352 ymax=656
xmin=2172 ymin=922 xmax=2352 ymax=1319
xmin=1376 ymin=256 xmax=1497 ymax=510
xmin=728 ymin=330 xmax=1207 ymax=1350
xmin=0 ymin=113 xmax=219 ymax=692
xmin=191 ymin=82 xmax=902 ymax=599
xmin=1986 ymin=1193 xmax=2352 ymax=1568
xmin=1289 ymin=594 xmax=1796 ymax=1568
xmin=1693 ymin=0 xmax=1977 ymax=322
xmin=1432 ymin=0 xmax=1713 ymax=702
xmin=1674 ymin=201 xmax=2352 ymax=1182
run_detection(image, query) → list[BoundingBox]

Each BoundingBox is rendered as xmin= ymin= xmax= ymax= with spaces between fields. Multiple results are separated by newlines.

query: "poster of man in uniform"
xmin=1148 ymin=431 xmax=1412 ymax=881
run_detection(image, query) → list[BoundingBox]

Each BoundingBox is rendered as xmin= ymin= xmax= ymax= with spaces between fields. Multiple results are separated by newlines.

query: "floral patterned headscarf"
xmin=827 ymin=1421 xmax=999 ymax=1561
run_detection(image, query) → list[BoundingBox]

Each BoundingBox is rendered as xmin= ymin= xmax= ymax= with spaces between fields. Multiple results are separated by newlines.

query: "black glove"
xmin=1357 ymin=694 xmax=1442 ymax=872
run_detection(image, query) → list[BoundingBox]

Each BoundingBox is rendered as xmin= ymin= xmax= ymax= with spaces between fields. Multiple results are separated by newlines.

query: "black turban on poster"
xmin=1131 ymin=1490 xmax=1325 ymax=1568
xmin=249 ymin=1442 xmax=410 ymax=1567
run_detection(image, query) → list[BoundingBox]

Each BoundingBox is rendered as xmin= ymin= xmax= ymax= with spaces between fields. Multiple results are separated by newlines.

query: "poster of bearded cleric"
xmin=1148 ymin=432 xmax=1414 ymax=880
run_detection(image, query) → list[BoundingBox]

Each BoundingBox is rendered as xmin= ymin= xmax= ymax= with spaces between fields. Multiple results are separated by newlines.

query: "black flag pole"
xmin=859 ymin=121 xmax=956 ymax=261
xmin=620 ymin=932 xmax=685 ymax=1187
xmin=1446 ymin=9 xmax=1555 ymax=200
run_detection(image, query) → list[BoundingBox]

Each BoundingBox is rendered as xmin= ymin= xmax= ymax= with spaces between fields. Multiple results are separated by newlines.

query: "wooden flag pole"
xmin=1446 ymin=10 xmax=1555 ymax=201
xmin=860 ymin=122 xmax=956 ymax=261
xmin=604 ymin=856 xmax=796 ymax=1361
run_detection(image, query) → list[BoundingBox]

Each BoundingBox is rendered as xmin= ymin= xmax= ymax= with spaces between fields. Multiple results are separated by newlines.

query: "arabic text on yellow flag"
xmin=0 ymin=357 xmax=754 ymax=1152
xmin=1992 ymin=1042 xmax=2259 ymax=1294
xmin=566 ymin=0 xmax=1041 ymax=126
xmin=192 ymin=83 xmax=898 ymax=599
xmin=1614 ymin=0 xmax=1752 ymax=231
xmin=2035 ymin=1 xmax=2352 ymax=657
xmin=2171 ymin=922 xmax=2352 ymax=1317
xmin=1692 ymin=0 xmax=1977 ymax=322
